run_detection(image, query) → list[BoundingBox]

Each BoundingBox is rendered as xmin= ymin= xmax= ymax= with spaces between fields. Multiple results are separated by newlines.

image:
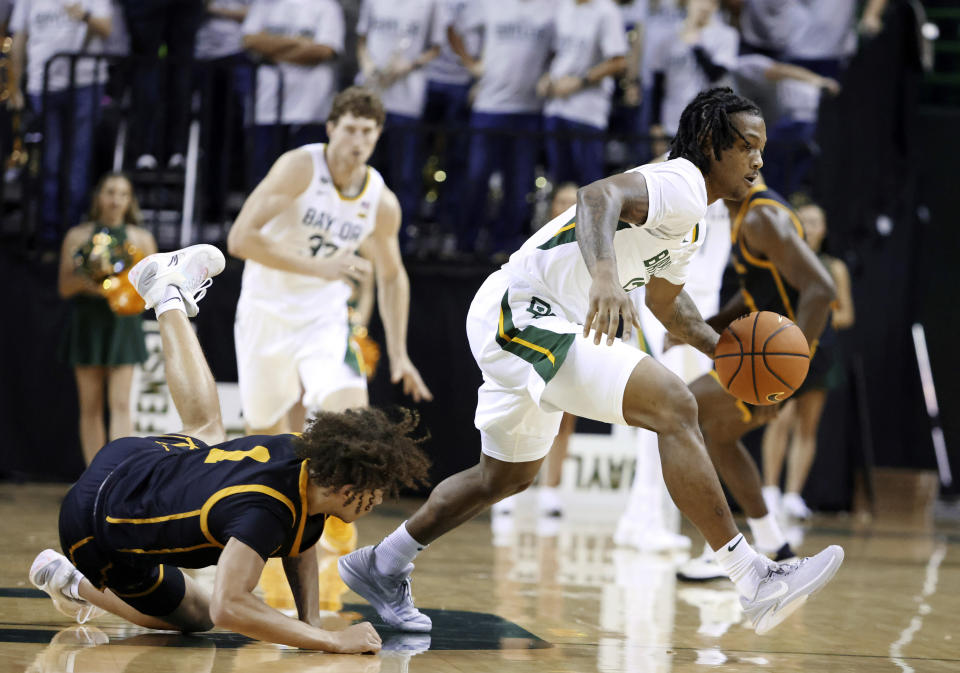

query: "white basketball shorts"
xmin=466 ymin=270 xmax=648 ymax=463
xmin=234 ymin=301 xmax=366 ymax=429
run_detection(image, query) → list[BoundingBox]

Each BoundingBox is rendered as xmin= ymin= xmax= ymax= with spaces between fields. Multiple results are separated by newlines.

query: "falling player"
xmin=29 ymin=244 xmax=431 ymax=653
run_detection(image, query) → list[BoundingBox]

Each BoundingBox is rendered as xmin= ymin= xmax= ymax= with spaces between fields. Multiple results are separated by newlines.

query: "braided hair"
xmin=668 ymin=87 xmax=762 ymax=175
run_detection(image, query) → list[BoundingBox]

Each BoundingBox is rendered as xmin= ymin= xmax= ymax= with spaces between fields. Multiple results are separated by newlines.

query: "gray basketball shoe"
xmin=741 ymin=544 xmax=844 ymax=635
xmin=128 ymin=244 xmax=225 ymax=317
xmin=338 ymin=545 xmax=432 ymax=632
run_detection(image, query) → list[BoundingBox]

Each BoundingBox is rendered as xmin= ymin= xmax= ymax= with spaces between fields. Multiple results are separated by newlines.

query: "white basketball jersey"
xmin=239 ymin=144 xmax=385 ymax=321
xmin=502 ymin=158 xmax=707 ymax=322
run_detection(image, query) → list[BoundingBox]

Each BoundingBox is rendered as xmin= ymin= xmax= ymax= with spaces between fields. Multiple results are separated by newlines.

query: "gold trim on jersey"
xmin=290 ymin=461 xmax=310 ymax=557
xmin=551 ymin=220 xmax=576 ymax=239
xmin=323 ymin=146 xmax=372 ymax=202
xmin=154 ymin=434 xmax=202 ymax=450
xmin=98 ymin=562 xmax=113 ymax=589
xmin=116 ymin=542 xmax=218 ymax=555
xmin=113 ymin=565 xmax=165 ymax=598
xmin=198 ymin=484 xmax=298 ymax=550
xmin=67 ymin=536 xmax=94 ymax=565
xmin=498 ymin=308 xmax=557 ymax=365
xmin=731 ymin=185 xmax=804 ymax=322
xmin=106 ymin=510 xmax=202 ymax=525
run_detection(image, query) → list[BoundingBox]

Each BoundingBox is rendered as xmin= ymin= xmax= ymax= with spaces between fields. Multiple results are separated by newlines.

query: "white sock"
xmin=374 ymin=521 xmax=427 ymax=576
xmin=747 ymin=512 xmax=787 ymax=553
xmin=714 ymin=534 xmax=764 ymax=599
xmin=155 ymin=285 xmax=185 ymax=318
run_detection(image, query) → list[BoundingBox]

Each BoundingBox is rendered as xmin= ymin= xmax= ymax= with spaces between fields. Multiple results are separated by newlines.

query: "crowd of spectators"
xmin=1 ymin=0 xmax=888 ymax=258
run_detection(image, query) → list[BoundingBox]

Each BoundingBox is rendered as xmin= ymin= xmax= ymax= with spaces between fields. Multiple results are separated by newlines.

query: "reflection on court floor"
xmin=3 ymin=483 xmax=960 ymax=673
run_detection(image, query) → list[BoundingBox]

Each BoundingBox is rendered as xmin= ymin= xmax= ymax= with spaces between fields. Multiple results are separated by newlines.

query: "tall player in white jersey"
xmin=228 ymin=87 xmax=433 ymax=437
xmin=339 ymin=88 xmax=844 ymax=637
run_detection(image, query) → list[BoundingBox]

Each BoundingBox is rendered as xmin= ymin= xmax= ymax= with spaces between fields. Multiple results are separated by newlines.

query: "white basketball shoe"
xmin=128 ymin=244 xmax=225 ymax=317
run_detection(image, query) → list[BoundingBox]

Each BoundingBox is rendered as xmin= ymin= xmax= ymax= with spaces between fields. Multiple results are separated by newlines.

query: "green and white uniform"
xmin=235 ymin=144 xmax=384 ymax=429
xmin=466 ymin=157 xmax=707 ymax=462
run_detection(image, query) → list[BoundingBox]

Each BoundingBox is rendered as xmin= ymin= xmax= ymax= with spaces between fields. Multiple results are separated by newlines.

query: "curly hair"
xmin=668 ymin=87 xmax=762 ymax=176
xmin=292 ymin=407 xmax=431 ymax=504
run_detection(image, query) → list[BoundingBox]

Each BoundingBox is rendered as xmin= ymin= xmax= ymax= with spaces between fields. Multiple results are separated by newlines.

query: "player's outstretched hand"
xmin=392 ymin=356 xmax=433 ymax=403
xmin=315 ymin=256 xmax=373 ymax=284
xmin=329 ymin=622 xmax=382 ymax=654
xmin=583 ymin=275 xmax=640 ymax=346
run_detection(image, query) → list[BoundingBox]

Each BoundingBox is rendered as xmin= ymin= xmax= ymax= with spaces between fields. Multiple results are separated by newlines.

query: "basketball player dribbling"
xmin=228 ymin=86 xmax=432 ymax=438
xmin=339 ymin=88 xmax=844 ymax=636
xmin=677 ymin=179 xmax=837 ymax=581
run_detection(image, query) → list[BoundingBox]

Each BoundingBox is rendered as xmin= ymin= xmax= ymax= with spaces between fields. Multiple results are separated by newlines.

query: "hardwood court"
xmin=2 ymin=483 xmax=958 ymax=673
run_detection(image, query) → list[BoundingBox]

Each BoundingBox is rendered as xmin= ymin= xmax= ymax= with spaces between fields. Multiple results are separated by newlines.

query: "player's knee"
xmin=661 ymin=387 xmax=700 ymax=435
xmin=625 ymin=383 xmax=699 ymax=435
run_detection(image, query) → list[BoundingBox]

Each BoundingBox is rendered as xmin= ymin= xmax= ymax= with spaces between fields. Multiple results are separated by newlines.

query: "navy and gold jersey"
xmin=91 ymin=433 xmax=326 ymax=569
xmin=729 ymin=184 xmax=804 ymax=321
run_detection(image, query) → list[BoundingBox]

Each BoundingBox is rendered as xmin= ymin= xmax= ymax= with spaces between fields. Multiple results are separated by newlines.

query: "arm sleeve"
xmin=314 ymin=1 xmax=344 ymax=52
xmin=209 ymin=495 xmax=291 ymax=561
xmin=600 ymin=5 xmax=628 ymax=59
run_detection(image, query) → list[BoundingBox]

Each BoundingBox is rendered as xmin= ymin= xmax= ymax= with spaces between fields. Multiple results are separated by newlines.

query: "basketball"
xmin=714 ymin=311 xmax=810 ymax=405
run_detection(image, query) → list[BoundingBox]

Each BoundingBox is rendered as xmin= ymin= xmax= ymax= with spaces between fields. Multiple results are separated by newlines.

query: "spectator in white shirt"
xmin=646 ymin=0 xmax=738 ymax=152
xmin=8 ymin=0 xmax=112 ymax=243
xmin=242 ymin=0 xmax=344 ymax=186
xmin=449 ymin=0 xmax=555 ymax=258
xmin=539 ymin=0 xmax=627 ymax=186
xmin=356 ymin=0 xmax=440 ymax=249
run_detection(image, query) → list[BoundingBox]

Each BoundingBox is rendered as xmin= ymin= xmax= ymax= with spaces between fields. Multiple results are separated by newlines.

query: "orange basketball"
xmin=714 ymin=311 xmax=810 ymax=405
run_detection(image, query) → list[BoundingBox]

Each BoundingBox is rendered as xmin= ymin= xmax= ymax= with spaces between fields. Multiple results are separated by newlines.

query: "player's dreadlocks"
xmin=293 ymin=406 xmax=431 ymax=505
xmin=668 ymin=87 xmax=762 ymax=176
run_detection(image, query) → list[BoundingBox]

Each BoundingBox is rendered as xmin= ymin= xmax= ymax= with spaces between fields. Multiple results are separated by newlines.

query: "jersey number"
xmin=204 ymin=446 xmax=271 ymax=464
xmin=309 ymin=234 xmax=340 ymax=258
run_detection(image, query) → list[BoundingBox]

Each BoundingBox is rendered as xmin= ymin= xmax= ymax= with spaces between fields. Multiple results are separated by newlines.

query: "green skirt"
xmin=61 ymin=296 xmax=148 ymax=367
